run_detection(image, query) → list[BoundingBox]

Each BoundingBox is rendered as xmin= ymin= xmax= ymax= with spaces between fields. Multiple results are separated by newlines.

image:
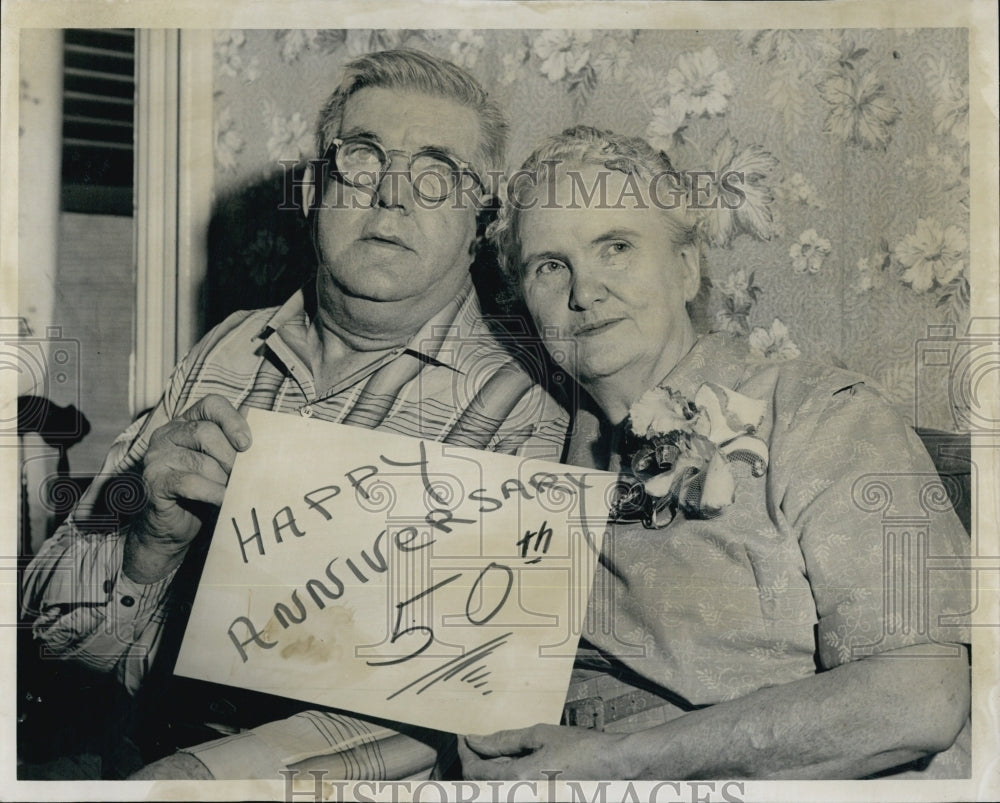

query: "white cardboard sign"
xmin=175 ymin=409 xmax=615 ymax=734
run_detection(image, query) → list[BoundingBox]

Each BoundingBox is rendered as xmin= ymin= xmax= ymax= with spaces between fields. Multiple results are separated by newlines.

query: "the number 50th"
xmin=366 ymin=562 xmax=513 ymax=667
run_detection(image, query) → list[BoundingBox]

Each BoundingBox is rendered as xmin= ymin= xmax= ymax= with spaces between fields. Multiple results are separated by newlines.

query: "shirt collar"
xmin=396 ymin=274 xmax=477 ymax=371
xmin=258 ymin=275 xmax=478 ymax=375
xmin=259 ymin=289 xmax=310 ymax=337
xmin=654 ymin=332 xmax=754 ymax=400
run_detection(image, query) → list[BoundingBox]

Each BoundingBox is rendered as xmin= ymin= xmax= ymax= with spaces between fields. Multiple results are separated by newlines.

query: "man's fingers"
xmin=165 ymin=471 xmax=229 ymax=509
xmin=134 ymin=397 xmax=247 ymax=548
xmin=161 ymin=420 xmax=239 ymax=474
xmin=175 ymin=449 xmax=230 ymax=488
xmin=146 ymin=453 xmax=229 ymax=507
xmin=181 ymin=394 xmax=251 ymax=451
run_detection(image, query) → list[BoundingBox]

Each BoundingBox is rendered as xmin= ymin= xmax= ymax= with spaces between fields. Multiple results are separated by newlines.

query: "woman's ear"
xmin=679 ymin=245 xmax=701 ymax=303
xmin=476 ymin=195 xmax=500 ymax=238
xmin=468 ymin=196 xmax=500 ymax=258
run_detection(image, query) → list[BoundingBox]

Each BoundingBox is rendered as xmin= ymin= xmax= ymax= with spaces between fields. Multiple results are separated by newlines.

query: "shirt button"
xmin=300 ymin=405 xmax=313 ymax=417
xmin=103 ymin=580 xmax=113 ymax=593
xmin=120 ymin=595 xmax=135 ymax=607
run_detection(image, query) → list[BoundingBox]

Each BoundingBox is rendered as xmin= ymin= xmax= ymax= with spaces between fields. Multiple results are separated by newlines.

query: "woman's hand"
xmin=460 ymin=644 xmax=969 ymax=780
xmin=459 ymin=724 xmax=633 ymax=780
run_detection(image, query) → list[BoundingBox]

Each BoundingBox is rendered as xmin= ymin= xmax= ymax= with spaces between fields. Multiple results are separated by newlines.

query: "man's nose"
xmin=375 ymin=152 xmax=415 ymax=212
xmin=568 ymin=265 xmax=609 ymax=311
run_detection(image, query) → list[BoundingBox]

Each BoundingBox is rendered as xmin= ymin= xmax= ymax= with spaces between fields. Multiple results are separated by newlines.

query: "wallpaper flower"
xmin=700 ymin=134 xmax=779 ymax=248
xmin=790 ymin=229 xmax=833 ymax=275
xmin=666 ymin=47 xmax=733 ymax=120
xmin=533 ymin=30 xmax=592 ymax=82
xmin=265 ymin=110 xmax=312 ymax=163
xmin=209 ymin=28 xmax=971 ymax=432
xmin=214 ymin=106 xmax=245 ymax=172
xmin=896 ymin=218 xmax=968 ymax=292
xmin=749 ymin=318 xmax=801 ymax=361
xmin=449 ymin=30 xmax=485 ymax=69
xmin=818 ymin=62 xmax=900 ymax=149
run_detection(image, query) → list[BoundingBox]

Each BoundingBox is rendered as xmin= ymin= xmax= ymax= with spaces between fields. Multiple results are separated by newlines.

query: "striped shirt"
xmin=21 ymin=281 xmax=569 ymax=704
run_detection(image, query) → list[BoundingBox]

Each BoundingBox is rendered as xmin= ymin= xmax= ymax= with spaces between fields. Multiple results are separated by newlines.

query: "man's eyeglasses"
xmin=320 ymin=136 xmax=485 ymax=203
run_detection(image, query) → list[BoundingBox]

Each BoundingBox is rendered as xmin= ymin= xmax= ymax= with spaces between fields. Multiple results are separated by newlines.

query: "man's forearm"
xmin=621 ymin=645 xmax=969 ymax=779
xmin=22 ymin=522 xmax=177 ymax=690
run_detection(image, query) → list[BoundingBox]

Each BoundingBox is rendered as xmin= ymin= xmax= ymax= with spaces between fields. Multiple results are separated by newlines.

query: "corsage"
xmin=611 ymin=382 xmax=770 ymax=528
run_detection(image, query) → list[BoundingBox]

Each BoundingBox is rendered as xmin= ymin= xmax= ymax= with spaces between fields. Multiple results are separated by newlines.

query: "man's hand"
xmin=459 ymin=724 xmax=632 ymax=780
xmin=124 ymin=394 xmax=252 ymax=584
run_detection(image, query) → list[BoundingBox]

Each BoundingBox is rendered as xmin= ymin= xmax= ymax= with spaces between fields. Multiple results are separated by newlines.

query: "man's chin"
xmin=320 ymin=263 xmax=417 ymax=303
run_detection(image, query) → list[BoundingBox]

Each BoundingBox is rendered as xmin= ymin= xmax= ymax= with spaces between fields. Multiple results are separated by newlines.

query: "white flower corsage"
xmin=611 ymin=382 xmax=770 ymax=528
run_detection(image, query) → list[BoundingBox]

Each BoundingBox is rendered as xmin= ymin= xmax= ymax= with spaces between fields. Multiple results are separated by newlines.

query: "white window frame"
xmin=133 ymin=29 xmax=213 ymax=416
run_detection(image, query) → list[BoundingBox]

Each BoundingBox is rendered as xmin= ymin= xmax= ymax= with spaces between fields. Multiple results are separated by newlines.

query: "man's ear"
xmin=679 ymin=245 xmax=701 ymax=303
xmin=302 ymin=163 xmax=316 ymax=219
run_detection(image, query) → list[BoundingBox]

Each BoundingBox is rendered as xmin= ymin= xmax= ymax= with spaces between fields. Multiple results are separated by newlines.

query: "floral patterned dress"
xmin=565 ymin=333 xmax=971 ymax=778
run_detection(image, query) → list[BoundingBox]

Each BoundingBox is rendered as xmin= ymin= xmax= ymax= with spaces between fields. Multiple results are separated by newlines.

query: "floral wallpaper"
xmin=208 ymin=28 xmax=970 ymax=432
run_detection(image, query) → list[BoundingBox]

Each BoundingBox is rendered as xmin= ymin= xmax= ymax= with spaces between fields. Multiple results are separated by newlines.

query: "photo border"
xmin=2 ymin=2 xmax=997 ymax=801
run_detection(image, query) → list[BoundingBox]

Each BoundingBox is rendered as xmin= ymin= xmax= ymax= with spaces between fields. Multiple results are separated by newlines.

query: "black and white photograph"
xmin=2 ymin=1 xmax=998 ymax=801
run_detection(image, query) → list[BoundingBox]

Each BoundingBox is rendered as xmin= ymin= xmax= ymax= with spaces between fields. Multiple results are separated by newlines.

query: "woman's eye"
xmin=535 ymin=260 xmax=565 ymax=276
xmin=606 ymin=241 xmax=631 ymax=256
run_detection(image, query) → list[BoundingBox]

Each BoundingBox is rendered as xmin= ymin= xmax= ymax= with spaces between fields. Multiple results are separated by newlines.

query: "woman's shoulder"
xmin=696 ymin=334 xmax=903 ymax=444
xmin=712 ymin=335 xmax=877 ymax=413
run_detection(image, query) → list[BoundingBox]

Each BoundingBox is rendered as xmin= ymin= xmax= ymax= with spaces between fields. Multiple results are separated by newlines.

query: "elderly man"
xmin=21 ymin=49 xmax=567 ymax=780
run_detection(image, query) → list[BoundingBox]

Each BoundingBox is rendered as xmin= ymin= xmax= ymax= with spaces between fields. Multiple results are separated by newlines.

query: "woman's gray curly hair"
xmin=487 ymin=125 xmax=698 ymax=296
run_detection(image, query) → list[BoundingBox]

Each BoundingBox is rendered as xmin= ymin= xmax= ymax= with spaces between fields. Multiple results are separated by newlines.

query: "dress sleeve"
xmin=19 ymin=348 xmax=195 ymax=693
xmin=772 ymin=380 xmax=970 ymax=671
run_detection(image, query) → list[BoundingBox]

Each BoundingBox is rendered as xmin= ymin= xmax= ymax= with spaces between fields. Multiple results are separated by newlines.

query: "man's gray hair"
xmin=316 ymin=48 xmax=508 ymax=177
xmin=488 ymin=125 xmax=697 ymax=291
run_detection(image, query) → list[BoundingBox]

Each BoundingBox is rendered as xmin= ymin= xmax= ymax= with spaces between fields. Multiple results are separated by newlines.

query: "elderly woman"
xmin=459 ymin=127 xmax=971 ymax=780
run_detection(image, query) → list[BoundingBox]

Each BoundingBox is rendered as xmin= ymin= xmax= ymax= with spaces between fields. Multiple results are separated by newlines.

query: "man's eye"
xmin=605 ymin=241 xmax=631 ymax=256
xmin=341 ymin=142 xmax=381 ymax=166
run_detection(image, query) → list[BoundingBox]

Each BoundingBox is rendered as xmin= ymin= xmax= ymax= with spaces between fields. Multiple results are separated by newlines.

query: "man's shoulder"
xmin=205 ymin=303 xmax=286 ymax=340
xmin=450 ymin=296 xmax=523 ymax=351
xmin=446 ymin=298 xmax=555 ymax=379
